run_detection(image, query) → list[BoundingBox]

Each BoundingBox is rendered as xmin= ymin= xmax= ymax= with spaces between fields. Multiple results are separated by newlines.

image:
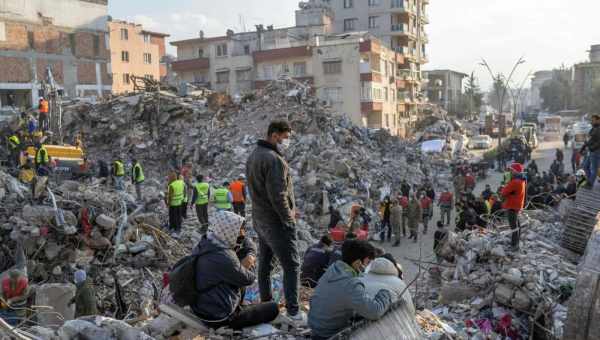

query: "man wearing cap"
xmin=501 ymin=163 xmax=527 ymax=250
xmin=581 ymin=114 xmax=600 ymax=189
xmin=230 ymin=174 xmax=248 ymax=217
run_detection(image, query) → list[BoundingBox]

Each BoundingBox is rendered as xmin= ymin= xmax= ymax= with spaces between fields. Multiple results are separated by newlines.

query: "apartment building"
xmin=423 ymin=69 xmax=467 ymax=114
xmin=573 ymin=44 xmax=600 ymax=110
xmin=529 ymin=70 xmax=553 ymax=111
xmin=297 ymin=0 xmax=430 ymax=121
xmin=108 ymin=20 xmax=169 ymax=94
xmin=0 ymin=0 xmax=112 ymax=108
xmin=171 ymin=29 xmax=411 ymax=136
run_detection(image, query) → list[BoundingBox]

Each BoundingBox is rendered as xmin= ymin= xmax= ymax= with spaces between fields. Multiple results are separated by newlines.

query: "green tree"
xmin=539 ymin=68 xmax=572 ymax=112
xmin=463 ymin=72 xmax=483 ymax=119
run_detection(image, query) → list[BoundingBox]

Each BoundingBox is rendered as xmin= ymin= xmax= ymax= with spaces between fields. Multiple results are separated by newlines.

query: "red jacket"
xmin=501 ymin=179 xmax=526 ymax=211
xmin=465 ymin=175 xmax=476 ymax=188
xmin=439 ymin=192 xmax=453 ymax=204
xmin=420 ymin=197 xmax=432 ymax=209
xmin=399 ymin=196 xmax=409 ymax=208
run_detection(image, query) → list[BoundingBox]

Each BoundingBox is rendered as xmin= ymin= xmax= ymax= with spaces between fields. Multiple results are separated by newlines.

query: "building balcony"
xmin=390 ymin=24 xmax=417 ymax=39
xmin=361 ymin=102 xmax=384 ymax=114
xmin=253 ymin=46 xmax=312 ymax=63
xmin=171 ymin=58 xmax=210 ymax=72
xmin=360 ymin=72 xmax=383 ymax=83
xmin=390 ymin=0 xmax=416 ymax=14
xmin=254 ymin=76 xmax=314 ymax=89
xmin=396 ymin=79 xmax=407 ymax=89
xmin=421 ymin=12 xmax=430 ymax=24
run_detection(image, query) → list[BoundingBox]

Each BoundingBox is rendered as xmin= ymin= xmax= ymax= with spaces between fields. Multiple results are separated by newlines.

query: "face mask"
xmin=279 ymin=138 xmax=291 ymax=151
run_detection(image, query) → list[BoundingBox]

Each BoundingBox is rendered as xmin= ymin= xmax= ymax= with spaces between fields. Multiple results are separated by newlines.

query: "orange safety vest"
xmin=229 ymin=181 xmax=245 ymax=203
xmin=39 ymin=100 xmax=49 ymax=114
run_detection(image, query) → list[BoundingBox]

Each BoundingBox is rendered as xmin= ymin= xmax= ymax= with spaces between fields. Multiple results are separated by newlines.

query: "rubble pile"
xmin=414 ymin=211 xmax=579 ymax=339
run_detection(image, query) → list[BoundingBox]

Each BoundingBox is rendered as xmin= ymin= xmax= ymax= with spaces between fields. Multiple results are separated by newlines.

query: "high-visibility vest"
xmin=214 ymin=187 xmax=232 ymax=210
xmin=8 ymin=135 xmax=20 ymax=149
xmin=39 ymin=100 xmax=49 ymax=114
xmin=169 ymin=179 xmax=185 ymax=207
xmin=132 ymin=163 xmax=145 ymax=183
xmin=229 ymin=181 xmax=245 ymax=203
xmin=195 ymin=182 xmax=210 ymax=205
xmin=36 ymin=146 xmax=49 ymax=165
xmin=114 ymin=161 xmax=125 ymax=177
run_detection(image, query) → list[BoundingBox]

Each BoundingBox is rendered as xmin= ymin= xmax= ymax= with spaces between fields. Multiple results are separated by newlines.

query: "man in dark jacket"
xmin=327 ymin=207 xmax=342 ymax=230
xmin=300 ymin=235 xmax=333 ymax=288
xmin=70 ymin=270 xmax=97 ymax=318
xmin=308 ymin=240 xmax=393 ymax=340
xmin=399 ymin=179 xmax=411 ymax=198
xmin=245 ymin=121 xmax=304 ymax=323
xmin=192 ymin=211 xmax=279 ymax=329
xmin=582 ymin=114 xmax=600 ymax=189
xmin=481 ymin=184 xmax=493 ymax=201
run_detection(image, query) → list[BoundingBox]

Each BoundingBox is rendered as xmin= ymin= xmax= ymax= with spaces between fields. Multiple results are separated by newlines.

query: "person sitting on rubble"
xmin=191 ymin=211 xmax=279 ymax=329
xmin=70 ymin=270 xmax=97 ymax=318
xmin=18 ymin=158 xmax=35 ymax=184
xmin=301 ymin=235 xmax=333 ymax=288
xmin=308 ymin=240 xmax=393 ymax=340
xmin=327 ymin=206 xmax=343 ymax=230
xmin=481 ymin=184 xmax=493 ymax=201
xmin=360 ymin=257 xmax=415 ymax=315
xmin=328 ymin=232 xmax=356 ymax=266
xmin=565 ymin=175 xmax=578 ymax=199
xmin=0 ymin=244 xmax=30 ymax=326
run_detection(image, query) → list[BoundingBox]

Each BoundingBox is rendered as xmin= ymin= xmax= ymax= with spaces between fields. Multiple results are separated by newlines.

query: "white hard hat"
xmin=239 ymin=174 xmax=246 ymax=179
xmin=576 ymin=169 xmax=586 ymax=177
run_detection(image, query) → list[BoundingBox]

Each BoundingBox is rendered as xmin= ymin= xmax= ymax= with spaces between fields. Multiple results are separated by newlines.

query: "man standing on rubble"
xmin=246 ymin=121 xmax=305 ymax=324
xmin=438 ymin=188 xmax=453 ymax=226
xmin=7 ymin=133 xmax=21 ymax=167
xmin=214 ymin=181 xmax=233 ymax=212
xmin=581 ymin=114 xmax=600 ymax=189
xmin=501 ymin=163 xmax=526 ymax=250
xmin=407 ymin=193 xmax=422 ymax=243
xmin=230 ymin=174 xmax=248 ymax=217
xmin=192 ymin=174 xmax=211 ymax=234
xmin=112 ymin=156 xmax=125 ymax=191
xmin=34 ymin=143 xmax=49 ymax=172
xmin=131 ymin=159 xmax=144 ymax=202
xmin=38 ymin=97 xmax=49 ymax=131
xmin=168 ymin=172 xmax=185 ymax=236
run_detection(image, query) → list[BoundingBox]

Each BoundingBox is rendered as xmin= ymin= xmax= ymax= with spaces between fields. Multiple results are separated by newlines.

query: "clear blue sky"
xmin=110 ymin=0 xmax=600 ymax=90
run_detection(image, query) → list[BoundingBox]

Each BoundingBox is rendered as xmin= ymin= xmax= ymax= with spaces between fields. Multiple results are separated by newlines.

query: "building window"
xmin=236 ymin=69 xmax=252 ymax=81
xmin=145 ymin=74 xmax=154 ymax=80
xmin=368 ymin=0 xmax=380 ymax=7
xmin=244 ymin=45 xmax=251 ymax=55
xmin=384 ymin=87 xmax=389 ymax=101
xmin=343 ymin=0 xmax=353 ymax=8
xmin=143 ymin=53 xmax=152 ymax=64
xmin=121 ymin=51 xmax=129 ymax=62
xmin=368 ymin=16 xmax=378 ymax=29
xmin=216 ymin=43 xmax=228 ymax=57
xmin=373 ymin=88 xmax=383 ymax=100
xmin=279 ymin=63 xmax=290 ymax=75
xmin=123 ymin=73 xmax=130 ymax=85
xmin=120 ymin=28 xmax=128 ymax=40
xmin=263 ymin=65 xmax=274 ymax=80
xmin=361 ymin=82 xmax=372 ymax=101
xmin=294 ymin=62 xmax=307 ymax=77
xmin=343 ymin=18 xmax=357 ymax=32
xmin=93 ymin=35 xmax=100 ymax=56
xmin=198 ymin=48 xmax=204 ymax=57
xmin=323 ymin=87 xmax=342 ymax=103
xmin=385 ymin=114 xmax=389 ymax=128
xmin=216 ymin=70 xmax=230 ymax=84
xmin=323 ymin=61 xmax=342 ymax=75
xmin=391 ymin=0 xmax=404 ymax=8
xmin=143 ymin=33 xmax=151 ymax=44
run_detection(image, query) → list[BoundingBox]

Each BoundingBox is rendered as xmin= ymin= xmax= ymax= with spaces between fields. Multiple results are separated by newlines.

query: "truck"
xmin=543 ymin=116 xmax=562 ymax=141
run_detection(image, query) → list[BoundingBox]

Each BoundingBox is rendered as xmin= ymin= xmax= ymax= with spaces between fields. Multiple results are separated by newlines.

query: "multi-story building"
xmin=0 ymin=0 xmax=112 ymax=108
xmin=573 ymin=44 xmax=600 ymax=110
xmin=529 ymin=70 xmax=553 ymax=111
xmin=171 ymin=29 xmax=410 ymax=136
xmin=423 ymin=69 xmax=467 ymax=114
xmin=108 ymin=20 xmax=169 ymax=94
xmin=296 ymin=0 xmax=429 ymax=121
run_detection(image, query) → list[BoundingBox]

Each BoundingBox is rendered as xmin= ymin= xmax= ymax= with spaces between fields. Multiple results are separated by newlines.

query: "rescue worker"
xmin=192 ymin=175 xmax=211 ymax=233
xmin=180 ymin=173 xmax=190 ymax=220
xmin=112 ymin=157 xmax=125 ymax=191
xmin=214 ymin=181 xmax=233 ymax=212
xmin=38 ymin=97 xmax=49 ymax=131
xmin=7 ymin=133 xmax=20 ymax=167
xmin=131 ymin=159 xmax=144 ymax=202
xmin=229 ymin=174 xmax=248 ymax=217
xmin=438 ymin=188 xmax=453 ymax=226
xmin=34 ymin=143 xmax=49 ymax=172
xmin=167 ymin=172 xmax=185 ymax=236
xmin=407 ymin=193 xmax=422 ymax=243
xmin=501 ymin=163 xmax=527 ymax=250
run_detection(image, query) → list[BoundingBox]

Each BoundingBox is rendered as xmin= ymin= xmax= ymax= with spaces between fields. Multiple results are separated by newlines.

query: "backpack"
xmin=169 ymin=252 xmax=218 ymax=307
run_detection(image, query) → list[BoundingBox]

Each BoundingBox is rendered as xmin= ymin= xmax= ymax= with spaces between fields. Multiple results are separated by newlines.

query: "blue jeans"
xmin=256 ymin=225 xmax=300 ymax=315
xmin=584 ymin=151 xmax=600 ymax=188
xmin=114 ymin=176 xmax=124 ymax=191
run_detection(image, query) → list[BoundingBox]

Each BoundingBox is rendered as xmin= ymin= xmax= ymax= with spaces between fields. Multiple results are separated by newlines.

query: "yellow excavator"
xmin=24 ymin=67 xmax=88 ymax=176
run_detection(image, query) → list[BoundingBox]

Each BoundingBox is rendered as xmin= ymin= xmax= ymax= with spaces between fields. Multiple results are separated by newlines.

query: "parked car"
xmin=468 ymin=135 xmax=493 ymax=149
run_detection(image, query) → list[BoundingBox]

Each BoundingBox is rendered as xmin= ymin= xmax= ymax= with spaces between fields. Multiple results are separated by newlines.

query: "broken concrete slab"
xmin=36 ymin=284 xmax=76 ymax=327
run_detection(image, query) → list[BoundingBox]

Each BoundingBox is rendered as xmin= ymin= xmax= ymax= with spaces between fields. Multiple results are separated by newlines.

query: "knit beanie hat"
xmin=208 ymin=211 xmax=245 ymax=248
xmin=74 ymin=270 xmax=86 ymax=285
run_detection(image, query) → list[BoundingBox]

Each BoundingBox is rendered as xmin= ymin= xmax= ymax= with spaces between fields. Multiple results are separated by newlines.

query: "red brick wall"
xmin=33 ymin=28 xmax=62 ymax=54
xmin=100 ymin=63 xmax=112 ymax=85
xmin=36 ymin=59 xmax=64 ymax=83
xmin=0 ymin=56 xmax=32 ymax=82
xmin=77 ymin=62 xmax=97 ymax=84
xmin=74 ymin=32 xmax=95 ymax=59
xmin=0 ymin=23 xmax=29 ymax=51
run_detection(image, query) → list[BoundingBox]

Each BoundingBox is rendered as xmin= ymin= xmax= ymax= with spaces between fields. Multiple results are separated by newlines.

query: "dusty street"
xmin=386 ymin=137 xmax=567 ymax=284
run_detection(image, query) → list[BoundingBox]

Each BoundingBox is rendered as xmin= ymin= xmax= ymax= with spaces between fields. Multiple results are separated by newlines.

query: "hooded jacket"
xmin=246 ymin=140 xmax=296 ymax=230
xmin=308 ymin=261 xmax=393 ymax=338
xmin=501 ymin=177 xmax=526 ymax=212
xmin=360 ymin=258 xmax=415 ymax=315
xmin=191 ymin=212 xmax=255 ymax=321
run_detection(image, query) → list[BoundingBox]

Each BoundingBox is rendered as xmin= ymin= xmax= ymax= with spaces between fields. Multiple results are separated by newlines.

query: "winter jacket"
xmin=400 ymin=183 xmax=411 ymax=197
xmin=246 ymin=140 xmax=296 ymax=229
xmin=300 ymin=242 xmax=332 ymax=288
xmin=406 ymin=199 xmax=422 ymax=227
xmin=191 ymin=237 xmax=256 ymax=321
xmin=308 ymin=261 xmax=393 ymax=338
xmin=501 ymin=178 xmax=526 ymax=212
xmin=390 ymin=205 xmax=402 ymax=228
xmin=73 ymin=280 xmax=98 ymax=318
xmin=360 ymin=258 xmax=415 ymax=314
xmin=584 ymin=124 xmax=600 ymax=152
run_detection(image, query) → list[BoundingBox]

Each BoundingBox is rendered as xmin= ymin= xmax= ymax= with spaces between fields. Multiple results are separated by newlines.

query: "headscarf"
xmin=208 ymin=211 xmax=245 ymax=248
